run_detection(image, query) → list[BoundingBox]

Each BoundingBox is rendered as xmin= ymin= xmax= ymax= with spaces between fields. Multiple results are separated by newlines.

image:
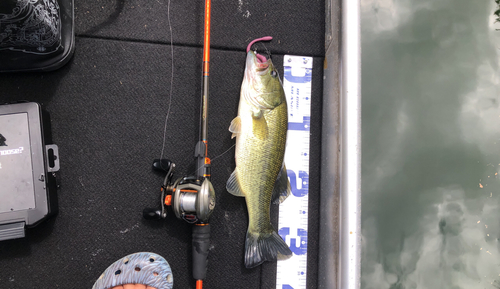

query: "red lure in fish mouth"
xmin=246 ymin=36 xmax=273 ymax=70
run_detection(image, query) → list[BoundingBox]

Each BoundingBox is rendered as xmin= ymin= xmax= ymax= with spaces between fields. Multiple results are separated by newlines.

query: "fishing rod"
xmin=143 ymin=0 xmax=215 ymax=288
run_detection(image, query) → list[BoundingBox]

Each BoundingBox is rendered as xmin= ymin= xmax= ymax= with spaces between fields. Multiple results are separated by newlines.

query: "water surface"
xmin=361 ymin=1 xmax=500 ymax=288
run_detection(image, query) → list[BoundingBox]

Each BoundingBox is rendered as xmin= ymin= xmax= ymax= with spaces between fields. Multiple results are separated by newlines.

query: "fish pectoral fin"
xmin=252 ymin=114 xmax=269 ymax=140
xmin=251 ymin=108 xmax=263 ymax=119
xmin=226 ymin=169 xmax=245 ymax=197
xmin=229 ymin=116 xmax=242 ymax=139
xmin=272 ymin=164 xmax=291 ymax=205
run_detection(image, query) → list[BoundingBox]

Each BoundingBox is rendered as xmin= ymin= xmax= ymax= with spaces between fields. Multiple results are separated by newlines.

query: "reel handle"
xmin=192 ymin=223 xmax=210 ymax=280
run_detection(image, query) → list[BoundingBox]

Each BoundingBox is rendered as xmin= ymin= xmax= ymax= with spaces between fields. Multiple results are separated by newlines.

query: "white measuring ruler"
xmin=276 ymin=55 xmax=313 ymax=289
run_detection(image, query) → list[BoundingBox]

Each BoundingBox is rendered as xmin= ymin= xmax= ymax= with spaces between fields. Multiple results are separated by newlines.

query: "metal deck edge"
xmin=319 ymin=0 xmax=361 ymax=288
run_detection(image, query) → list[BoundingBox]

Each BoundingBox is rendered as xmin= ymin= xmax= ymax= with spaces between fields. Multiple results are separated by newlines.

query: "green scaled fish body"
xmin=227 ymin=49 xmax=292 ymax=268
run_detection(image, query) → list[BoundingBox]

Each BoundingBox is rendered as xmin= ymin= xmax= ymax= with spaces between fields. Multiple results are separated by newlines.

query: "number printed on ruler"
xmin=277 ymin=55 xmax=312 ymax=289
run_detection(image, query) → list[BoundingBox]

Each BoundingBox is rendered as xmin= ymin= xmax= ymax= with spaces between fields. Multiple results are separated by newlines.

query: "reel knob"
xmin=142 ymin=208 xmax=164 ymax=220
xmin=152 ymin=159 xmax=174 ymax=173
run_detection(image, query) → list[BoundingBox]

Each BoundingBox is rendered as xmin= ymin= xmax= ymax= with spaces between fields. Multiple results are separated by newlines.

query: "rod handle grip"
xmin=192 ymin=223 xmax=210 ymax=280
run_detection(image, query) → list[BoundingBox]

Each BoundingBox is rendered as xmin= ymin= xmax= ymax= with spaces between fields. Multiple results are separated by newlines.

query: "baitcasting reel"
xmin=143 ymin=156 xmax=215 ymax=285
xmin=143 ymin=159 xmax=216 ymax=224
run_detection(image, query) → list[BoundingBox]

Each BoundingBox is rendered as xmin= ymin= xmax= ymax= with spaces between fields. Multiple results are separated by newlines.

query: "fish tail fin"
xmin=244 ymin=227 xmax=292 ymax=268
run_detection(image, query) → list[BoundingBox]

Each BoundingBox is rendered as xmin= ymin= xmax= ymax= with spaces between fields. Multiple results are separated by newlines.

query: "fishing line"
xmin=187 ymin=144 xmax=236 ymax=177
xmin=277 ymin=67 xmax=284 ymax=86
xmin=207 ymin=143 xmax=235 ymax=163
xmin=260 ymin=42 xmax=272 ymax=60
xmin=159 ymin=0 xmax=175 ymax=168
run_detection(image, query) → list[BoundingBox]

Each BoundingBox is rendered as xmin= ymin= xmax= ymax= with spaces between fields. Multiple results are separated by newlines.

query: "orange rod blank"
xmin=203 ymin=0 xmax=211 ymax=76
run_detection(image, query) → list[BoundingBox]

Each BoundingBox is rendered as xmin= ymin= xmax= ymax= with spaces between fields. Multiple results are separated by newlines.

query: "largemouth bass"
xmin=227 ymin=37 xmax=292 ymax=268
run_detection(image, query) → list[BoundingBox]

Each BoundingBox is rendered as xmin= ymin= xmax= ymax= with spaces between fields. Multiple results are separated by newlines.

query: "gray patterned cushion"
xmin=0 ymin=0 xmax=61 ymax=54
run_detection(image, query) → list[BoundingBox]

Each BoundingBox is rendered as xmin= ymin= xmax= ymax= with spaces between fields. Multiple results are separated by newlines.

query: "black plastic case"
xmin=0 ymin=102 xmax=59 ymax=241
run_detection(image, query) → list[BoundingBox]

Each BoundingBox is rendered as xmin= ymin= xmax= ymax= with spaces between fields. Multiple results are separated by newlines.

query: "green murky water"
xmin=361 ymin=1 xmax=500 ymax=288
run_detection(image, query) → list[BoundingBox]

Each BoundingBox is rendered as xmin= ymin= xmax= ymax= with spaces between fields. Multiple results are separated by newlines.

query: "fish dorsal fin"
xmin=229 ymin=116 xmax=242 ymax=139
xmin=226 ymin=169 xmax=245 ymax=197
xmin=272 ymin=164 xmax=291 ymax=204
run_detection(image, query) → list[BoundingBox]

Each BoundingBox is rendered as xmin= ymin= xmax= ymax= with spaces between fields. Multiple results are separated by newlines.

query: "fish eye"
xmin=270 ymin=70 xmax=278 ymax=78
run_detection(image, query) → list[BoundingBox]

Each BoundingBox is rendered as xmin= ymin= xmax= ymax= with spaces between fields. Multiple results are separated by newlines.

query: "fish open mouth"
xmin=254 ymin=54 xmax=269 ymax=71
xmin=247 ymin=36 xmax=272 ymax=71
xmin=252 ymin=49 xmax=269 ymax=67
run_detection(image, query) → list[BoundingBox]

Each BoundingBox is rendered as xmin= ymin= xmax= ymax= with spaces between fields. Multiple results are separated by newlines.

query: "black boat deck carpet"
xmin=0 ymin=1 xmax=325 ymax=288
